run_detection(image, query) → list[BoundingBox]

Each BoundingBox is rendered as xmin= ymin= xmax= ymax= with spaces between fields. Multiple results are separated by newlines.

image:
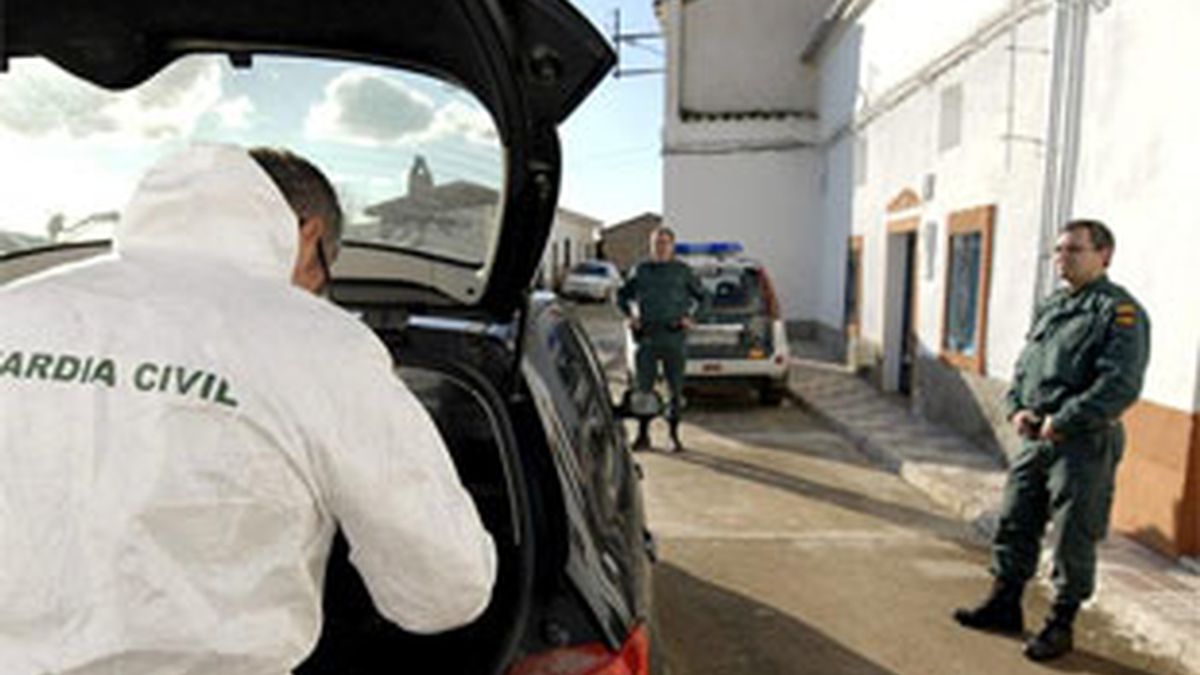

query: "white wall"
xmin=679 ymin=0 xmax=824 ymax=114
xmin=664 ymin=150 xmax=823 ymax=321
xmin=539 ymin=211 xmax=601 ymax=283
xmin=820 ymin=0 xmax=1200 ymax=414
xmin=855 ymin=0 xmax=1021 ymax=98
xmin=1073 ymin=0 xmax=1200 ymax=412
xmin=817 ymin=135 xmax=855 ymax=329
xmin=661 ymin=0 xmax=825 ymax=324
xmin=821 ymin=1 xmax=1053 ymax=382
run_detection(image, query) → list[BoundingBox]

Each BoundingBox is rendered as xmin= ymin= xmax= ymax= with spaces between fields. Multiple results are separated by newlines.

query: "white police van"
xmin=626 ymin=242 xmax=791 ymax=405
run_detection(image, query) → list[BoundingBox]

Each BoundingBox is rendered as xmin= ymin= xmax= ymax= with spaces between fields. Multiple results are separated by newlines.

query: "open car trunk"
xmin=299 ymin=322 xmax=537 ymax=675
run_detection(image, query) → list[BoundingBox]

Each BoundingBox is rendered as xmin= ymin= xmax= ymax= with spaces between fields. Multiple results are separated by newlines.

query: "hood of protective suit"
xmin=115 ymin=144 xmax=299 ymax=281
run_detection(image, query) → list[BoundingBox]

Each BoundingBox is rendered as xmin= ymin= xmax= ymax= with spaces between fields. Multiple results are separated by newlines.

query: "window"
xmin=694 ymin=264 xmax=764 ymax=315
xmin=940 ymin=205 xmax=995 ymax=374
xmin=844 ymin=236 xmax=864 ymax=337
xmin=0 ymin=54 xmax=504 ymax=265
xmin=939 ymin=84 xmax=963 ymax=152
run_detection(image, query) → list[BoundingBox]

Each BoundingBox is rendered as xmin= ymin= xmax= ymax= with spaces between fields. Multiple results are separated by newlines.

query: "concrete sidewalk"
xmin=785 ymin=343 xmax=1200 ymax=674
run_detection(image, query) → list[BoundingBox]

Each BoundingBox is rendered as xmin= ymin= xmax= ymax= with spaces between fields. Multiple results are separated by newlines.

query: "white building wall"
xmin=856 ymin=0 xmax=1020 ymax=98
xmin=679 ymin=0 xmax=823 ymax=114
xmin=821 ymin=2 xmax=1054 ymax=382
xmin=662 ymin=0 xmax=827 ymax=325
xmin=1073 ymin=0 xmax=1200 ymax=412
xmin=816 ymin=135 xmax=854 ymax=329
xmin=538 ymin=211 xmax=601 ymax=285
xmin=813 ymin=15 xmax=861 ymax=331
xmin=664 ymin=150 xmax=823 ymax=322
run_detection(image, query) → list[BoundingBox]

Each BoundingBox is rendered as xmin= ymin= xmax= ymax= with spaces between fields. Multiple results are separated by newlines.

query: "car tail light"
xmin=507 ymin=624 xmax=650 ymax=675
xmin=758 ymin=270 xmax=780 ymax=320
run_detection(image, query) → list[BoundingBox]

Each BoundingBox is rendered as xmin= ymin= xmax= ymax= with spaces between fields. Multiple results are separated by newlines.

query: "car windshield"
xmin=0 ymin=54 xmax=504 ymax=266
xmin=694 ymin=264 xmax=764 ymax=315
xmin=571 ymin=262 xmax=612 ymax=277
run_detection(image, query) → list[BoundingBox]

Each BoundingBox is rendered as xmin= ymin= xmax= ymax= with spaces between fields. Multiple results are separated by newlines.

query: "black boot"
xmin=1024 ymin=602 xmax=1077 ymax=661
xmin=953 ymin=579 xmax=1025 ymax=635
xmin=632 ymin=420 xmax=651 ymax=451
xmin=667 ymin=418 xmax=684 ymax=453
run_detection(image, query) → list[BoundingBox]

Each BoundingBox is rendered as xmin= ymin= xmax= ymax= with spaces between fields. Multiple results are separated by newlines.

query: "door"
xmin=898 ymin=231 xmax=918 ymax=394
xmin=882 ymin=214 xmax=920 ymax=393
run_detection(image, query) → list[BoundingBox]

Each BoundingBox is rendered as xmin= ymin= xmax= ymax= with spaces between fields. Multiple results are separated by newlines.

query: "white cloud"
xmin=305 ymin=69 xmax=498 ymax=148
xmin=0 ymin=56 xmax=227 ymax=142
xmin=305 ymin=69 xmax=436 ymax=146
xmin=213 ymin=96 xmax=255 ymax=130
xmin=431 ymin=101 xmax=499 ymax=146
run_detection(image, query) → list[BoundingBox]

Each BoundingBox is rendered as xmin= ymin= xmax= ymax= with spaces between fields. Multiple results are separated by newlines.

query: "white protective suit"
xmin=0 ymin=144 xmax=497 ymax=675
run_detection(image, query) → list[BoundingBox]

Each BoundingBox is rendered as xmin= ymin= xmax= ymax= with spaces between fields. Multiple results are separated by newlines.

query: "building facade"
xmin=364 ymin=156 xmax=602 ymax=292
xmin=539 ymin=207 xmax=603 ymax=290
xmin=658 ymin=0 xmax=1200 ymax=558
xmin=600 ymin=212 xmax=661 ymax=274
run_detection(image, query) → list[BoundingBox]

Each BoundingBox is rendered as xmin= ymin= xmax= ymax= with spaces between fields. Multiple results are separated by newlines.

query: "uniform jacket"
xmin=616 ymin=259 xmax=709 ymax=333
xmin=0 ymin=145 xmax=496 ymax=675
xmin=1004 ymin=275 xmax=1151 ymax=437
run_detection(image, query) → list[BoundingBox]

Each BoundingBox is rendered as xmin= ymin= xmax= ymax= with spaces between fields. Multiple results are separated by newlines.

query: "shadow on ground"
xmin=661 ymin=445 xmax=974 ymax=544
xmin=656 ymin=561 xmax=1172 ymax=675
xmin=653 ymin=562 xmax=899 ymax=675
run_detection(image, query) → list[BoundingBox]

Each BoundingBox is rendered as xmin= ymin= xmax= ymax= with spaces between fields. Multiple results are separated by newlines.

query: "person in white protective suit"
xmin=0 ymin=144 xmax=497 ymax=674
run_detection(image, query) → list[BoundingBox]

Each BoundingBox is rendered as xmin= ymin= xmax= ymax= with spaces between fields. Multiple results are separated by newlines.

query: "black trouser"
xmin=991 ymin=425 xmax=1123 ymax=605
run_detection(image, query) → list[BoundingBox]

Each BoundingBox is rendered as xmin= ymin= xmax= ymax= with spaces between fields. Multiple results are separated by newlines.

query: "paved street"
xmin=569 ymin=301 xmax=1190 ymax=675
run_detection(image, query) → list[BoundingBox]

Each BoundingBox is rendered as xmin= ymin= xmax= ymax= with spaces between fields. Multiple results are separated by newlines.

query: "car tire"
xmin=758 ymin=380 xmax=786 ymax=406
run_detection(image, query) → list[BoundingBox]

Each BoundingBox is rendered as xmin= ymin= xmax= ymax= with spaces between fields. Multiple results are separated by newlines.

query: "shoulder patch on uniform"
xmin=1114 ymin=314 xmax=1136 ymax=327
xmin=1115 ymin=302 xmax=1137 ymax=316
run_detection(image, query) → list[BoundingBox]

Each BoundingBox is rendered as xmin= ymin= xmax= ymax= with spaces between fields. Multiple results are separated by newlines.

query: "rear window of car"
xmin=694 ymin=264 xmax=765 ymax=316
xmin=0 ymin=54 xmax=504 ymax=267
xmin=570 ymin=262 xmax=613 ymax=277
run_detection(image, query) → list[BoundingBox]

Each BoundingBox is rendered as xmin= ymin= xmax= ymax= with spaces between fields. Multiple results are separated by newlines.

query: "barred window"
xmin=940 ymin=205 xmax=995 ymax=374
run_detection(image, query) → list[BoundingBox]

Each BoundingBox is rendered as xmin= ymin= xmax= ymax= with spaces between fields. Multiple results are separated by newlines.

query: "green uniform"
xmin=617 ymin=259 xmax=709 ymax=420
xmin=995 ymin=275 xmax=1150 ymax=605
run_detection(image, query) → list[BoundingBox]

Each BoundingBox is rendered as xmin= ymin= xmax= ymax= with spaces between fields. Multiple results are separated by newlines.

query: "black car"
xmin=1 ymin=1 xmax=656 ymax=674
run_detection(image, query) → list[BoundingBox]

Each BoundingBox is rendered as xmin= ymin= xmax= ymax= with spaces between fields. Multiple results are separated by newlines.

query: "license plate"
xmin=690 ymin=325 xmax=740 ymax=346
xmin=701 ymin=362 xmax=723 ymax=373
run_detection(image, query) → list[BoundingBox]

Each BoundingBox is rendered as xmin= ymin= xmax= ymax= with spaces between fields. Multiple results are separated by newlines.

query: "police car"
xmin=626 ymin=242 xmax=790 ymax=404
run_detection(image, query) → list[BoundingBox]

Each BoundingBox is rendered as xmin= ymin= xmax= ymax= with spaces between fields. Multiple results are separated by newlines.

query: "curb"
xmin=786 ymin=372 xmax=1199 ymax=675
xmin=788 ymin=392 xmax=1002 ymax=541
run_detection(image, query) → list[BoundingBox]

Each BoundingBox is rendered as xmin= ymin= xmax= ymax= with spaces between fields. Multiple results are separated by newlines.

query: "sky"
xmin=559 ymin=0 xmax=665 ymax=225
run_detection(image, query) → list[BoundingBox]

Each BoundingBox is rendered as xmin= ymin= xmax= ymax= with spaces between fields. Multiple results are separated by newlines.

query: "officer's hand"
xmin=679 ymin=316 xmax=695 ymax=330
xmin=629 ymin=317 xmax=642 ymax=333
xmin=1037 ymin=416 xmax=1062 ymax=442
xmin=1010 ymin=410 xmax=1038 ymax=438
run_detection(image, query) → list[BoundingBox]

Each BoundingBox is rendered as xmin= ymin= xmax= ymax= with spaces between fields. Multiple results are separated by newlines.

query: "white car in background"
xmin=560 ymin=260 xmax=622 ymax=302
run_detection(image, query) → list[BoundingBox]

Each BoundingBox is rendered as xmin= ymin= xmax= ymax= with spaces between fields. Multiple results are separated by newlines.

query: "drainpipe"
xmin=1033 ymin=0 xmax=1072 ymax=305
xmin=1057 ymin=0 xmax=1090 ymax=229
xmin=1034 ymin=0 xmax=1091 ymax=306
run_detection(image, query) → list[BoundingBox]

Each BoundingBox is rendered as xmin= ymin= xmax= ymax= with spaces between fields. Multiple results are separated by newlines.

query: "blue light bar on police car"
xmin=674 ymin=241 xmax=744 ymax=256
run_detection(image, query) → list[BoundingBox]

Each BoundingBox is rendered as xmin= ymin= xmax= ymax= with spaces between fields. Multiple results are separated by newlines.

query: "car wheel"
xmin=758 ymin=380 xmax=786 ymax=406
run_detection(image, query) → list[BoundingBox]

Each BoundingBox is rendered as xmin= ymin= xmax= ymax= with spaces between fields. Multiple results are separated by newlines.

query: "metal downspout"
xmin=1057 ymin=0 xmax=1090 ymax=229
xmin=1034 ymin=0 xmax=1072 ymax=305
xmin=1034 ymin=0 xmax=1091 ymax=306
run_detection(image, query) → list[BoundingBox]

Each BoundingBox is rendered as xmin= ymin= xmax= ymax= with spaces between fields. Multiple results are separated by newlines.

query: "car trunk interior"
xmin=297 ymin=325 xmax=537 ymax=675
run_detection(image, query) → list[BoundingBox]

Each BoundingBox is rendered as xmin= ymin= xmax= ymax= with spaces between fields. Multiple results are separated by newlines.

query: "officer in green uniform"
xmin=617 ymin=226 xmax=709 ymax=452
xmin=954 ymin=219 xmax=1150 ymax=662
